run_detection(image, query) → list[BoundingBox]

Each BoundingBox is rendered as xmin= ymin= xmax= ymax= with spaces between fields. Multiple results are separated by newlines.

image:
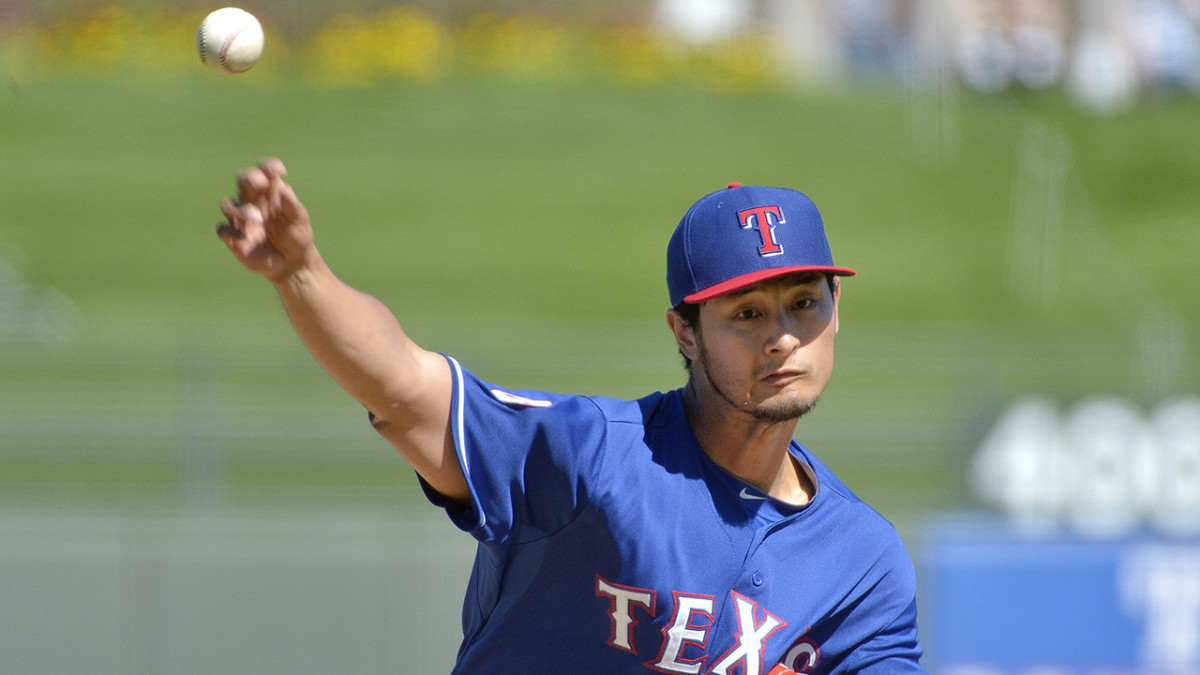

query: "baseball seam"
xmin=199 ymin=24 xmax=209 ymax=67
xmin=220 ymin=32 xmax=240 ymax=73
xmin=199 ymin=21 xmax=255 ymax=74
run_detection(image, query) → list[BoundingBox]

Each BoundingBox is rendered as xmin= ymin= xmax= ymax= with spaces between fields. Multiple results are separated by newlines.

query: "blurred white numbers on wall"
xmin=972 ymin=396 xmax=1200 ymax=538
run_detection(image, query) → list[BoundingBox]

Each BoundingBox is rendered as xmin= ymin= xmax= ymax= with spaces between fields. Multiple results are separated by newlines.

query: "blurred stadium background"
xmin=2 ymin=0 xmax=1199 ymax=672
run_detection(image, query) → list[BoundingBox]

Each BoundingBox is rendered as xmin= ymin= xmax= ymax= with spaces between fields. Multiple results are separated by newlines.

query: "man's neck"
xmin=680 ymin=380 xmax=814 ymax=506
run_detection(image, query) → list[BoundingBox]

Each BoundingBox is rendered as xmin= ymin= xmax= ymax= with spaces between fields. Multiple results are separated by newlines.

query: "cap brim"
xmin=682 ymin=266 xmax=856 ymax=304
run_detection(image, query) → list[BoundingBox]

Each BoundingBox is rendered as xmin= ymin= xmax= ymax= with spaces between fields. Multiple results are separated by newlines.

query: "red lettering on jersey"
xmin=738 ymin=205 xmax=785 ymax=257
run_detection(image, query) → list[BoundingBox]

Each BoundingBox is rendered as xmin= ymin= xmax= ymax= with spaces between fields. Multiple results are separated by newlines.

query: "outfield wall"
xmin=0 ymin=512 xmax=476 ymax=674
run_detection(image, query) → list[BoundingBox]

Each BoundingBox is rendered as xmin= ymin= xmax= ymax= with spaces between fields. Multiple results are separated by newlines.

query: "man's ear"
xmin=666 ymin=308 xmax=698 ymax=362
xmin=831 ymin=277 xmax=841 ymax=335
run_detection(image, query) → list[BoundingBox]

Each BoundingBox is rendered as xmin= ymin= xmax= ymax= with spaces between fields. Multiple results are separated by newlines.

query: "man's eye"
xmin=735 ymin=309 xmax=760 ymax=320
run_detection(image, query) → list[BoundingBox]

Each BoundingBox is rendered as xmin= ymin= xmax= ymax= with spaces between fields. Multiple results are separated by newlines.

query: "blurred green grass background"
xmin=2 ymin=15 xmax=1198 ymax=532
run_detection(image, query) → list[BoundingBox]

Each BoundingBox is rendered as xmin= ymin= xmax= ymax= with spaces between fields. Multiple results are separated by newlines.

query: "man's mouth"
xmin=761 ymin=368 xmax=805 ymax=385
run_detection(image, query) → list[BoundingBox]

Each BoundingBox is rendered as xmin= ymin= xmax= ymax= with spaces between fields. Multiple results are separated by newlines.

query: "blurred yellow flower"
xmin=459 ymin=13 xmax=579 ymax=80
xmin=306 ymin=8 xmax=450 ymax=85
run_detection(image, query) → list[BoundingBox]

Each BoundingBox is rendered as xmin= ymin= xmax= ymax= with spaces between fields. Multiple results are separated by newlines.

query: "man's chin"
xmin=748 ymin=393 xmax=819 ymax=423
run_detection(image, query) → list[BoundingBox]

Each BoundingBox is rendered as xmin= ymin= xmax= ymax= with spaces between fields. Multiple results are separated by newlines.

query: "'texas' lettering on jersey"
xmin=596 ymin=575 xmax=820 ymax=675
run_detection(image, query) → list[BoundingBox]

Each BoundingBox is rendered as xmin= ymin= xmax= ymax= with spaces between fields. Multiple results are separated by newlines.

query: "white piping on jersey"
xmin=447 ymin=356 xmax=471 ymax=486
xmin=445 ymin=355 xmax=489 ymax=533
xmin=489 ymin=388 xmax=553 ymax=408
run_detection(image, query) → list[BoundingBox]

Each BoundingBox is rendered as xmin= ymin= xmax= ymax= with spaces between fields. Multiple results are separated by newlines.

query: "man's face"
xmin=687 ymin=273 xmax=840 ymax=423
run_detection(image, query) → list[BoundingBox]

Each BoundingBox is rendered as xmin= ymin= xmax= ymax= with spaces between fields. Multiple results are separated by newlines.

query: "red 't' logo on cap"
xmin=738 ymin=205 xmax=785 ymax=257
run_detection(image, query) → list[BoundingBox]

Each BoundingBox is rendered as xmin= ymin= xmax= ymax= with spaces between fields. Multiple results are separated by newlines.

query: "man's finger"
xmin=219 ymin=198 xmax=266 ymax=236
xmin=276 ymin=181 xmax=308 ymax=223
xmin=258 ymin=157 xmax=287 ymax=180
xmin=219 ymin=197 xmax=242 ymax=224
xmin=216 ymin=222 xmax=246 ymax=241
xmin=217 ymin=221 xmax=257 ymax=263
xmin=260 ymin=158 xmax=289 ymax=217
xmin=237 ymin=167 xmax=271 ymax=209
xmin=217 ymin=203 xmax=268 ymax=264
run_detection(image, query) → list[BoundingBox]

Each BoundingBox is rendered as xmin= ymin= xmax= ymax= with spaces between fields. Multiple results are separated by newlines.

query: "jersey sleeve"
xmin=839 ymin=599 xmax=924 ymax=674
xmin=421 ymin=355 xmax=610 ymax=546
xmin=834 ymin=540 xmax=927 ymax=674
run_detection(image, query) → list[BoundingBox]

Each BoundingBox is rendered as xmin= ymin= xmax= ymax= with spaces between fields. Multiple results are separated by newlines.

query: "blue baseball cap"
xmin=666 ymin=183 xmax=856 ymax=307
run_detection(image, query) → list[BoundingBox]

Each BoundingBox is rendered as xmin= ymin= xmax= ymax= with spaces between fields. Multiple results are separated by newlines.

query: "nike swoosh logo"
xmin=739 ymin=488 xmax=767 ymax=501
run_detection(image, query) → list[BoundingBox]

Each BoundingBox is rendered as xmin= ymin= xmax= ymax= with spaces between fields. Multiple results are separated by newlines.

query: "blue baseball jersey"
xmin=420 ymin=356 xmax=925 ymax=674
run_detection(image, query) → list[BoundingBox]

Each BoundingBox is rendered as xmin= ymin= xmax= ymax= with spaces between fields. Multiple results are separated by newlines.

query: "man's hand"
xmin=217 ymin=158 xmax=315 ymax=283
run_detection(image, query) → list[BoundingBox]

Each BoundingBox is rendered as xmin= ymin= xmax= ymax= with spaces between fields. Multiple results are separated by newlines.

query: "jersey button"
xmin=752 ymin=572 xmax=764 ymax=587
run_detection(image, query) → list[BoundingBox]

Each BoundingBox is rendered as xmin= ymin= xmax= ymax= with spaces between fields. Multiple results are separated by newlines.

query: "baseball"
xmin=197 ymin=7 xmax=264 ymax=74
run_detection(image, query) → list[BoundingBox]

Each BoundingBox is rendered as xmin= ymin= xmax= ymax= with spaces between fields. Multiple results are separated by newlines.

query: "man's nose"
xmin=765 ymin=313 xmax=801 ymax=354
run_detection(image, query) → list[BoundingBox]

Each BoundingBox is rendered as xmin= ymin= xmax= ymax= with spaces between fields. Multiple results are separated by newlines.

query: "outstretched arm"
xmin=216 ymin=158 xmax=469 ymax=502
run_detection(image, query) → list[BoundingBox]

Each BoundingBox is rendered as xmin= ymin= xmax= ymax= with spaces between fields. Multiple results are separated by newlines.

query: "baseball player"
xmin=217 ymin=159 xmax=926 ymax=674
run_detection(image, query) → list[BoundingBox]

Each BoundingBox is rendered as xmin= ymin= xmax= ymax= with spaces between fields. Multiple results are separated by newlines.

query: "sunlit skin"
xmin=666 ymin=273 xmax=840 ymax=506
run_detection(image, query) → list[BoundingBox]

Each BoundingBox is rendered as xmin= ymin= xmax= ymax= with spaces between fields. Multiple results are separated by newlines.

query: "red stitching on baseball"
xmin=220 ymin=32 xmax=238 ymax=72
